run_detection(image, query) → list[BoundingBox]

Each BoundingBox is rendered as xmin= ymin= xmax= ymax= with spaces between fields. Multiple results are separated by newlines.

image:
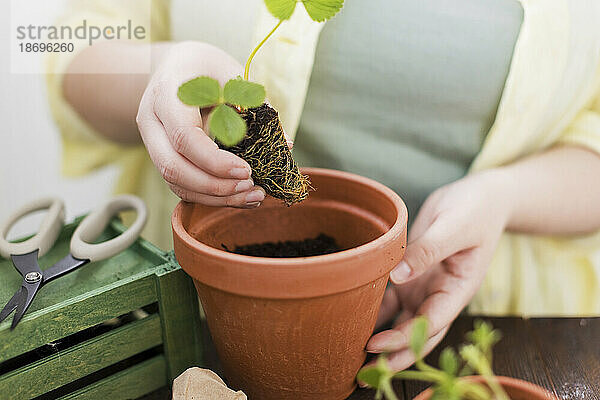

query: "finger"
xmin=385 ymin=327 xmax=448 ymax=372
xmin=153 ymin=80 xmax=252 ymax=179
xmin=367 ymin=273 xmax=471 ymax=354
xmin=138 ymin=116 xmax=253 ymax=195
xmin=284 ymin=132 xmax=294 ymax=150
xmin=169 ymin=184 xmax=266 ymax=208
xmin=389 ymin=217 xmax=467 ymax=284
xmin=410 ymin=259 xmax=483 ymax=336
xmin=407 ymin=197 xmax=438 ymax=242
xmin=362 ymin=327 xmax=448 ymax=372
xmin=393 ymin=309 xmax=415 ymax=326
xmin=375 ymin=288 xmax=401 ymax=330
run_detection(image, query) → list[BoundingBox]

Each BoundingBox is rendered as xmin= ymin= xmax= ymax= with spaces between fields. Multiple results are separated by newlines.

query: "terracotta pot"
xmin=413 ymin=376 xmax=557 ymax=400
xmin=172 ymin=167 xmax=408 ymax=400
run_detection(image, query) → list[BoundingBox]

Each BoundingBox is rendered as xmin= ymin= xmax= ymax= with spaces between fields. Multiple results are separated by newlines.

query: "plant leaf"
xmin=264 ymin=0 xmax=297 ymax=20
xmin=302 ymin=0 xmax=344 ymax=22
xmin=439 ymin=348 xmax=459 ymax=376
xmin=178 ymin=76 xmax=221 ymax=107
xmin=357 ymin=366 xmax=385 ymax=389
xmin=409 ymin=317 xmax=429 ymax=358
xmin=208 ymin=104 xmax=246 ymax=146
xmin=459 ymin=344 xmax=492 ymax=376
xmin=357 ymin=356 xmax=392 ymax=390
xmin=223 ymin=78 xmax=266 ymax=108
xmin=466 ymin=319 xmax=501 ymax=363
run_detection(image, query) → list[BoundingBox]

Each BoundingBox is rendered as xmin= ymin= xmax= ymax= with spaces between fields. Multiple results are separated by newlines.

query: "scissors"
xmin=0 ymin=195 xmax=147 ymax=330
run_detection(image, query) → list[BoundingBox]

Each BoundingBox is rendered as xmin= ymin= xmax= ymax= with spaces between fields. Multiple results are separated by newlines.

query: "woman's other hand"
xmin=366 ymin=170 xmax=512 ymax=370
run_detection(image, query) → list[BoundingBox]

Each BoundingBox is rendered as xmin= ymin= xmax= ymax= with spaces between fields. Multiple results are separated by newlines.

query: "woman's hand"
xmin=136 ymin=41 xmax=266 ymax=208
xmin=365 ymin=170 xmax=512 ymax=370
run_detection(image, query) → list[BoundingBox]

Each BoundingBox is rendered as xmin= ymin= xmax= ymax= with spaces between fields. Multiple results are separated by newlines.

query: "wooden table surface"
xmin=146 ymin=316 xmax=600 ymax=400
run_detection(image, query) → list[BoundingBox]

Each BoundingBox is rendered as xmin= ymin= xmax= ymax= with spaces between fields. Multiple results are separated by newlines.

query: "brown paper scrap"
xmin=172 ymin=367 xmax=247 ymax=400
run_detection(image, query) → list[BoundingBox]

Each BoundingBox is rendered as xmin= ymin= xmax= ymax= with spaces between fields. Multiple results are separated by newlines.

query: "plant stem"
xmin=480 ymin=374 xmax=510 ymax=400
xmin=394 ymin=370 xmax=439 ymax=382
xmin=243 ymin=20 xmax=283 ymax=80
xmin=381 ymin=381 xmax=399 ymax=400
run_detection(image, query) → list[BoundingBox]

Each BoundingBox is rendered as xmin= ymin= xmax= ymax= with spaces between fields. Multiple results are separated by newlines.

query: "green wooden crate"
xmin=0 ymin=217 xmax=202 ymax=399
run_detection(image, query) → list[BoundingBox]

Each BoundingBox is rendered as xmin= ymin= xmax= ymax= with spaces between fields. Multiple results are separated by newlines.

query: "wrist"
xmin=474 ymin=167 xmax=516 ymax=231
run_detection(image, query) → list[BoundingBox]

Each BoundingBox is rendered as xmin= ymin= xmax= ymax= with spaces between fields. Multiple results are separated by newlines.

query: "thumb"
xmin=389 ymin=219 xmax=461 ymax=284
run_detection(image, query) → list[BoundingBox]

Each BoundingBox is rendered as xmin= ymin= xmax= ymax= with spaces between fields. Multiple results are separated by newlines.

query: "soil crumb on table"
xmin=224 ymin=234 xmax=341 ymax=258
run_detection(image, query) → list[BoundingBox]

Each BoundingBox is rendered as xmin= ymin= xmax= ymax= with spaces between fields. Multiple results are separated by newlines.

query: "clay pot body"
xmin=172 ymin=168 xmax=408 ymax=400
xmin=414 ymin=376 xmax=557 ymax=400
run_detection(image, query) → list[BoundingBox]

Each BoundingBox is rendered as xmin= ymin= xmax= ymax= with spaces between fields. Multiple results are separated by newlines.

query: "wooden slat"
xmin=59 ymin=355 xmax=167 ymax=400
xmin=488 ymin=318 xmax=556 ymax=393
xmin=351 ymin=317 xmax=600 ymax=399
xmin=0 ymin=314 xmax=163 ymax=398
xmin=0 ymin=270 xmax=158 ymax=361
xmin=529 ymin=318 xmax=600 ymax=400
xmin=155 ymin=264 xmax=203 ymax=380
xmin=402 ymin=316 xmax=560 ymax=399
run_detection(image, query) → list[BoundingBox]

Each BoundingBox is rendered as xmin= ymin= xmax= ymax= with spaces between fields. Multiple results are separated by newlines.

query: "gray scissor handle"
xmin=70 ymin=195 xmax=147 ymax=263
xmin=0 ymin=197 xmax=65 ymax=259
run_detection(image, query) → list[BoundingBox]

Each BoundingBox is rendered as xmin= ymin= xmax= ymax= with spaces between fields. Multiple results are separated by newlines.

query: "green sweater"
xmin=294 ymin=0 xmax=523 ymax=221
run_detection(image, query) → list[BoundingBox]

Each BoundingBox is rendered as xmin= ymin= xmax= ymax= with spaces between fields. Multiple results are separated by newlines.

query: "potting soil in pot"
xmin=223 ymin=233 xmax=341 ymax=257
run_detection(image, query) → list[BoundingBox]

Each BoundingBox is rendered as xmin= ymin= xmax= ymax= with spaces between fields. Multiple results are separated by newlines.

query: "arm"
xmin=366 ymin=144 xmax=600 ymax=371
xmin=502 ymin=145 xmax=600 ymax=235
xmin=63 ymin=42 xmax=171 ymax=145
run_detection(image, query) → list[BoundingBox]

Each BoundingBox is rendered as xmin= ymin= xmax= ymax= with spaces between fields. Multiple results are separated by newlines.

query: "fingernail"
xmin=230 ymin=167 xmax=250 ymax=180
xmin=286 ymin=140 xmax=294 ymax=149
xmin=390 ymin=261 xmax=412 ymax=284
xmin=235 ymin=180 xmax=254 ymax=193
xmin=246 ymin=190 xmax=265 ymax=203
xmin=245 ymin=202 xmax=261 ymax=208
xmin=358 ymin=381 xmax=368 ymax=389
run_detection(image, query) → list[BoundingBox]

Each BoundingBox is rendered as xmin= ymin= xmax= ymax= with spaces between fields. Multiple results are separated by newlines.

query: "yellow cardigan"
xmin=46 ymin=0 xmax=600 ymax=316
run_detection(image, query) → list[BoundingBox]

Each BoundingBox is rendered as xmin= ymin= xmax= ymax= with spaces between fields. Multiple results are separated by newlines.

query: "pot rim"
xmin=172 ymin=167 xmax=408 ymax=269
xmin=415 ymin=375 xmax=557 ymax=400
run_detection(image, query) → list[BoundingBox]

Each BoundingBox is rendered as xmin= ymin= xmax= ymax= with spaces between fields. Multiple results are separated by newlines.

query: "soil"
xmin=224 ymin=234 xmax=341 ymax=258
xmin=218 ymin=103 xmax=311 ymax=206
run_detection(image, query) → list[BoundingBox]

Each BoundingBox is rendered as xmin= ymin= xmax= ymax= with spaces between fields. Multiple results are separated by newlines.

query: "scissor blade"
xmin=11 ymin=250 xmax=41 ymax=277
xmin=10 ymin=285 xmax=38 ymax=330
xmin=0 ymin=287 xmax=26 ymax=325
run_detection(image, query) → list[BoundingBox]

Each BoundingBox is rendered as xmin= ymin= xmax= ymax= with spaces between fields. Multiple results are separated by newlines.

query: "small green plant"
xmin=177 ymin=0 xmax=344 ymax=147
xmin=178 ymin=77 xmax=265 ymax=146
xmin=357 ymin=318 xmax=510 ymax=400
xmin=177 ymin=0 xmax=344 ymax=205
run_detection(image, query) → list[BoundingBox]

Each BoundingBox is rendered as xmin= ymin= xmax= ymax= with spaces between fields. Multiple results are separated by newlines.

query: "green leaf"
xmin=208 ymin=104 xmax=246 ymax=146
xmin=409 ymin=317 xmax=429 ymax=358
xmin=302 ymin=0 xmax=344 ymax=22
xmin=459 ymin=344 xmax=490 ymax=375
xmin=357 ymin=366 xmax=385 ymax=389
xmin=357 ymin=356 xmax=392 ymax=389
xmin=264 ymin=0 xmax=297 ymax=20
xmin=439 ymin=348 xmax=459 ymax=376
xmin=466 ymin=320 xmax=501 ymax=363
xmin=178 ymin=76 xmax=221 ymax=107
xmin=223 ymin=78 xmax=266 ymax=108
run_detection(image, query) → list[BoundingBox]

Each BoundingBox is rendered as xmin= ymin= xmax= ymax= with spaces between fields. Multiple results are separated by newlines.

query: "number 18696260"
xmin=19 ymin=42 xmax=74 ymax=52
